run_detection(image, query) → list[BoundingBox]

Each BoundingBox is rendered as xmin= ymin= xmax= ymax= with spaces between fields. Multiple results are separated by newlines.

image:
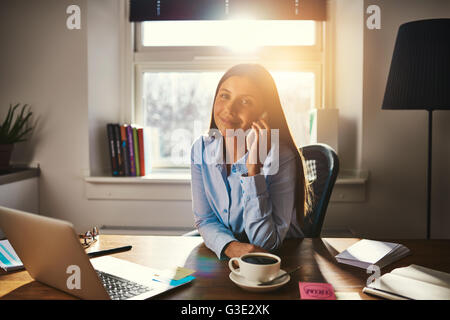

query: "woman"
xmin=190 ymin=64 xmax=310 ymax=259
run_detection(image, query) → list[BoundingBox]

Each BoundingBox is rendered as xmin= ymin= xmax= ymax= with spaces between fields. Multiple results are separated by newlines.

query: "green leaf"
xmin=0 ymin=104 xmax=16 ymax=136
xmin=0 ymin=103 xmax=34 ymax=144
xmin=3 ymin=103 xmax=20 ymax=133
xmin=9 ymin=110 xmax=32 ymax=138
xmin=14 ymin=127 xmax=33 ymax=142
xmin=0 ymin=104 xmax=13 ymax=128
xmin=17 ymin=104 xmax=28 ymax=122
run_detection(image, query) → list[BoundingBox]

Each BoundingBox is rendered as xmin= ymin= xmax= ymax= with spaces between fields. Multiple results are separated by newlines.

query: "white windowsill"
xmin=85 ymin=169 xmax=191 ymax=184
xmin=84 ymin=169 xmax=368 ymax=202
xmin=335 ymin=169 xmax=369 ymax=185
xmin=84 ymin=169 xmax=368 ymax=185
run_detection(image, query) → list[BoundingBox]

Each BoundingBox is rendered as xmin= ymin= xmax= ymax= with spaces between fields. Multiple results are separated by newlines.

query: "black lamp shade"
xmin=382 ymin=19 xmax=450 ymax=110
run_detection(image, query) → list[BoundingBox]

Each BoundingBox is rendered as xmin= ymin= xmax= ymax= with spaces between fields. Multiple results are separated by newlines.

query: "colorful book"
xmin=113 ymin=124 xmax=124 ymax=176
xmin=120 ymin=125 xmax=131 ymax=176
xmin=133 ymin=127 xmax=140 ymax=176
xmin=138 ymin=128 xmax=145 ymax=176
xmin=126 ymin=125 xmax=136 ymax=176
xmin=106 ymin=123 xmax=119 ymax=176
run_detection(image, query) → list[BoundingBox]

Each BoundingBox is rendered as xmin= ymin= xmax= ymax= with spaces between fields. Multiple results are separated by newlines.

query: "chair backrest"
xmin=299 ymin=143 xmax=339 ymax=237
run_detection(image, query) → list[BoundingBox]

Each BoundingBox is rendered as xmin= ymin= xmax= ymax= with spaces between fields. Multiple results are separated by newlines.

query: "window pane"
xmin=272 ymin=71 xmax=315 ymax=147
xmin=142 ymin=71 xmax=314 ymax=167
xmin=143 ymin=72 xmax=221 ymax=167
xmin=142 ymin=20 xmax=315 ymax=47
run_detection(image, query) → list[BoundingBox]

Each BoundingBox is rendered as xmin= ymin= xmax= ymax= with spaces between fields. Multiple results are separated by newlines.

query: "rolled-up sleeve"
xmin=190 ymin=139 xmax=237 ymax=259
xmin=240 ymin=148 xmax=297 ymax=252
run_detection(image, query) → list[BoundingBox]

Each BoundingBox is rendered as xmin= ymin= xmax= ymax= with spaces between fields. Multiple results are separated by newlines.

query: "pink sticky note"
xmin=299 ymin=282 xmax=336 ymax=300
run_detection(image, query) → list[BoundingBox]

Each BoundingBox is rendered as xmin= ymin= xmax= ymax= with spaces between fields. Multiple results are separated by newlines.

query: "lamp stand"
xmin=426 ymin=110 xmax=433 ymax=240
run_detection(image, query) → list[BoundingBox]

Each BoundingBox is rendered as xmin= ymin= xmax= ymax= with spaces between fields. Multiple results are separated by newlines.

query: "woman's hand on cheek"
xmin=246 ymin=119 xmax=271 ymax=176
xmin=224 ymin=241 xmax=269 ymax=259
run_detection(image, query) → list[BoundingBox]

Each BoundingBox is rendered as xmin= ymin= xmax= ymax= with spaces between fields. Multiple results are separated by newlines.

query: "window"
xmin=133 ymin=20 xmax=324 ymax=169
xmin=140 ymin=20 xmax=316 ymax=47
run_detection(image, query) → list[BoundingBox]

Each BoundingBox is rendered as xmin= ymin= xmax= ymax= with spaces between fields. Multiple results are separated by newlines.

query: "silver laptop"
xmin=0 ymin=206 xmax=185 ymax=300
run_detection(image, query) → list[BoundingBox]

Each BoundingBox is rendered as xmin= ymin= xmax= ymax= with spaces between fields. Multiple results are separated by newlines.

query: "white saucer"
xmin=229 ymin=269 xmax=290 ymax=292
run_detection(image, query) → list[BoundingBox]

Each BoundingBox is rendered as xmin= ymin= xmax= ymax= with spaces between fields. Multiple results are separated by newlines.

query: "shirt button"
xmin=224 ymin=209 xmax=228 ymax=213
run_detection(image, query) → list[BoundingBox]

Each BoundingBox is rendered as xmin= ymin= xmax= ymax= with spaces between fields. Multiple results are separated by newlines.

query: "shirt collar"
xmin=203 ymin=133 xmax=224 ymax=166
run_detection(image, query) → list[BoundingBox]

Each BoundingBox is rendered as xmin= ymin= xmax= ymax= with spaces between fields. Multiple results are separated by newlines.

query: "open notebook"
xmin=363 ymin=264 xmax=450 ymax=300
xmin=335 ymin=239 xmax=410 ymax=269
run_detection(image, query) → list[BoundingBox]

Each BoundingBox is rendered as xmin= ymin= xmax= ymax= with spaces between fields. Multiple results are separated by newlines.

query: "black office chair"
xmin=300 ymin=143 xmax=339 ymax=237
xmin=183 ymin=143 xmax=339 ymax=238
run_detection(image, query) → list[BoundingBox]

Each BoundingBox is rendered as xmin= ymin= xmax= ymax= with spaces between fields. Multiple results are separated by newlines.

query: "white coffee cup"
xmin=228 ymin=252 xmax=281 ymax=283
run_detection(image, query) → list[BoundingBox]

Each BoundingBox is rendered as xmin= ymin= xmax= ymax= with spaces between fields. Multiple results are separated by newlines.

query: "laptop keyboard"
xmin=96 ymin=270 xmax=153 ymax=300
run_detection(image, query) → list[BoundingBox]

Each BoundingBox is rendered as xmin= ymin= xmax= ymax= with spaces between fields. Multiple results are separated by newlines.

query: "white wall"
xmin=0 ymin=0 xmax=90 ymax=228
xmin=324 ymin=0 xmax=450 ymax=239
xmin=0 ymin=177 xmax=39 ymax=239
xmin=0 ymin=0 xmax=195 ymax=234
xmin=362 ymin=0 xmax=450 ymax=239
xmin=332 ymin=0 xmax=364 ymax=171
xmin=1 ymin=0 xmax=449 ymax=239
xmin=88 ymin=0 xmax=121 ymax=177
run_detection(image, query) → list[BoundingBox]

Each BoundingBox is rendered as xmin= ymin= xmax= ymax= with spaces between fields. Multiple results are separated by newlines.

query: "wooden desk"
xmin=1 ymin=236 xmax=450 ymax=300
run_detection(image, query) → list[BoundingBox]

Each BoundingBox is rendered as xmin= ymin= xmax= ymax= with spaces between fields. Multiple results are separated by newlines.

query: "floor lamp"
xmin=382 ymin=19 xmax=450 ymax=239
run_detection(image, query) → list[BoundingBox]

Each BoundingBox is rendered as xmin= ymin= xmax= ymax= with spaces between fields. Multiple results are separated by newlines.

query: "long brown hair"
xmin=209 ymin=64 xmax=311 ymax=225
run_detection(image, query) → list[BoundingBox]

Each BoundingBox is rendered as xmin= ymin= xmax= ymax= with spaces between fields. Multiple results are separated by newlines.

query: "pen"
xmin=87 ymin=245 xmax=132 ymax=258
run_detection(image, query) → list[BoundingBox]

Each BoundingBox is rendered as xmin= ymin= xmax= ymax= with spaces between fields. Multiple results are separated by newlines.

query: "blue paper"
xmin=169 ymin=275 xmax=196 ymax=286
xmin=152 ymin=275 xmax=195 ymax=287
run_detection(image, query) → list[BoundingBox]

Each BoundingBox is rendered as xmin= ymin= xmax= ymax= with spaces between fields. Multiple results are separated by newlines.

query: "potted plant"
xmin=0 ymin=104 xmax=33 ymax=170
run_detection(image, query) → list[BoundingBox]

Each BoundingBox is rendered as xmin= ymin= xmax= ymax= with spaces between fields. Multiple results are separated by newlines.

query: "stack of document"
xmin=335 ymin=239 xmax=410 ymax=269
xmin=0 ymin=239 xmax=24 ymax=272
xmin=363 ymin=264 xmax=450 ymax=300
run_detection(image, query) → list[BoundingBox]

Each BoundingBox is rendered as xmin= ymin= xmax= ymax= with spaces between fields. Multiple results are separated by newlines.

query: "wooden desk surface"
xmin=1 ymin=235 xmax=450 ymax=300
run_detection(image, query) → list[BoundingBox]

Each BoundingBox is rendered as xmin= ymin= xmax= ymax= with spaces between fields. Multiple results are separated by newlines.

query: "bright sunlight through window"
xmin=141 ymin=20 xmax=316 ymax=48
xmin=135 ymin=19 xmax=321 ymax=168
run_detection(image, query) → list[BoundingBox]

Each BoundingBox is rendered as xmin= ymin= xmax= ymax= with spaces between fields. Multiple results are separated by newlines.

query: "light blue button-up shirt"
xmin=190 ymin=134 xmax=304 ymax=259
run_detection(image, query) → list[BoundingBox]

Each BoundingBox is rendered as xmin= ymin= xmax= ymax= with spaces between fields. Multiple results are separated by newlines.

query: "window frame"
xmin=129 ymin=19 xmax=326 ymax=169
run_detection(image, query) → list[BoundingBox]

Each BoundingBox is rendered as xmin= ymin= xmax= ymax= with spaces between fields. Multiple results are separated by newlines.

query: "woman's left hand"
xmin=224 ymin=241 xmax=269 ymax=259
xmin=246 ymin=119 xmax=271 ymax=176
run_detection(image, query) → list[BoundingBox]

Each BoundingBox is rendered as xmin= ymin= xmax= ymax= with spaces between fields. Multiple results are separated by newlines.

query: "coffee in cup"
xmin=228 ymin=252 xmax=281 ymax=283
